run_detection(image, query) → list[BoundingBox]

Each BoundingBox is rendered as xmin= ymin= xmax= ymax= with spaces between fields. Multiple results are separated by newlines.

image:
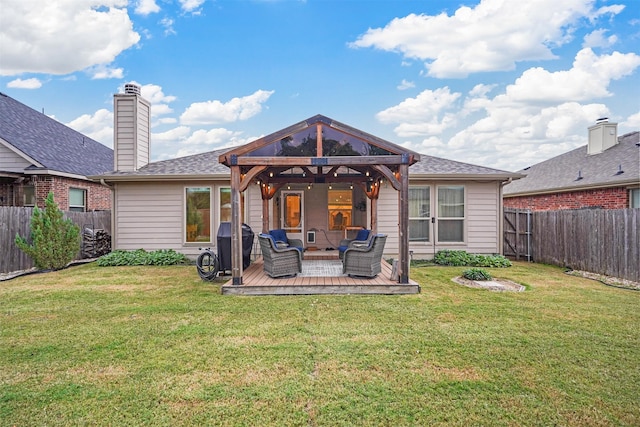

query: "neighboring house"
xmin=0 ymin=92 xmax=113 ymax=211
xmin=93 ymin=85 xmax=522 ymax=264
xmin=504 ymin=121 xmax=640 ymax=211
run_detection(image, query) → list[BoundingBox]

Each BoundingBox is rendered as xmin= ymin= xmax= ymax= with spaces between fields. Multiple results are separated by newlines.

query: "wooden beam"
xmin=240 ymin=165 xmax=266 ymax=192
xmin=230 ymin=165 xmax=243 ymax=286
xmin=372 ymin=165 xmax=401 ymax=191
xmin=316 ymin=123 xmax=322 ymax=157
xmin=233 ymin=155 xmax=408 ymax=167
xmin=398 ymin=163 xmax=410 ymax=284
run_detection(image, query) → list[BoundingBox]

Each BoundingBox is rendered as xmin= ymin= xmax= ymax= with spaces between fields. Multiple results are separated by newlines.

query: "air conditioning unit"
xmin=307 ymin=231 xmax=316 ymax=244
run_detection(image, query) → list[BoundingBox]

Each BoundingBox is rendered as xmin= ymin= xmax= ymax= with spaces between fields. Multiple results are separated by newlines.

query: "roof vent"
xmin=124 ymin=83 xmax=141 ymax=96
xmin=595 ymin=117 xmax=608 ymax=124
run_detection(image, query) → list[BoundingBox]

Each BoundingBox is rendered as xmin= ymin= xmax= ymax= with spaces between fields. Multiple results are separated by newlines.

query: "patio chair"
xmin=269 ymin=229 xmax=304 ymax=257
xmin=258 ymin=234 xmax=302 ymax=278
xmin=342 ymin=234 xmax=387 ymax=278
xmin=337 ymin=228 xmax=371 ymax=259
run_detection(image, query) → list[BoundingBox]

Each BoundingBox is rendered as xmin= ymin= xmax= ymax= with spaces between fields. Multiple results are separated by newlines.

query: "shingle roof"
xmin=0 ymin=92 xmax=113 ymax=177
xmin=409 ymin=154 xmax=518 ymax=177
xmin=101 ymin=148 xmax=232 ymax=178
xmin=97 ymin=147 xmax=520 ymax=181
xmin=503 ymin=131 xmax=640 ymax=196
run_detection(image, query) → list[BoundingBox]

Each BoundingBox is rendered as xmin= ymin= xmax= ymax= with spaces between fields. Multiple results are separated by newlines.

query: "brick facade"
xmin=1 ymin=175 xmax=111 ymax=210
xmin=504 ymin=187 xmax=629 ymax=211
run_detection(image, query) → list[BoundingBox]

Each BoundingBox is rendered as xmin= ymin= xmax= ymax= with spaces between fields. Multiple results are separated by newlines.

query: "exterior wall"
xmin=0 ymin=175 xmax=110 ymax=209
xmin=0 ymin=144 xmax=31 ymax=172
xmin=504 ymin=187 xmax=629 ymax=211
xmin=113 ymin=180 xmax=259 ymax=259
xmin=378 ymin=180 xmax=502 ymax=259
xmin=112 ymin=179 xmax=504 ymax=260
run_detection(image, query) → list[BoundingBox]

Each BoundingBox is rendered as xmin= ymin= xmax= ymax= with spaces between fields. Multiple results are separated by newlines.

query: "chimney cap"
xmin=595 ymin=117 xmax=609 ymax=124
xmin=124 ymin=83 xmax=141 ymax=96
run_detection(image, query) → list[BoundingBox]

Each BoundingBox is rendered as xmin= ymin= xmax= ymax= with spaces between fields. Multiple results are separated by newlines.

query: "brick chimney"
xmin=113 ymin=83 xmax=151 ymax=171
xmin=588 ymin=118 xmax=618 ymax=155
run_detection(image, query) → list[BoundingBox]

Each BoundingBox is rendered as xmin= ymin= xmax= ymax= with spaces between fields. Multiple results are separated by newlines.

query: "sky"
xmin=1 ymin=0 xmax=639 ymax=172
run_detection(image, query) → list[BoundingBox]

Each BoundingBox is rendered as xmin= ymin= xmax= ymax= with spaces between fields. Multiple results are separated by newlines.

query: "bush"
xmin=15 ymin=192 xmax=80 ymax=270
xmin=434 ymin=250 xmax=511 ymax=268
xmin=463 ymin=268 xmax=492 ymax=281
xmin=97 ymin=249 xmax=189 ymax=266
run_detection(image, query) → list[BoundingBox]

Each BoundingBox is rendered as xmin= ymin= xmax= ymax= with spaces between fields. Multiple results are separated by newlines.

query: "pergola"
xmin=218 ymin=115 xmax=419 ymax=286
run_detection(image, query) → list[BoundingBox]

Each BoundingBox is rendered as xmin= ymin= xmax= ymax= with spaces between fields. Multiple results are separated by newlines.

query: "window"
xmin=69 ymin=188 xmax=86 ymax=212
xmin=186 ymin=187 xmax=211 ymax=243
xmin=437 ymin=186 xmax=464 ymax=242
xmin=328 ymin=188 xmax=352 ymax=231
xmin=409 ymin=186 xmax=430 ymax=242
xmin=219 ymin=187 xmax=245 ymax=223
xmin=631 ymin=188 xmax=640 ymax=208
xmin=23 ymin=185 xmax=35 ymax=207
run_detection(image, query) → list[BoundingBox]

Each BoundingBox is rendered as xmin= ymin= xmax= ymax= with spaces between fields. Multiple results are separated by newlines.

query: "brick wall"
xmin=504 ymin=187 xmax=629 ymax=211
xmin=27 ymin=175 xmax=111 ymax=210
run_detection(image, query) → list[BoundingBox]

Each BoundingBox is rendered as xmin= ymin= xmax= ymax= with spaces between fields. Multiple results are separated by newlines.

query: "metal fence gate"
xmin=503 ymin=208 xmax=532 ymax=261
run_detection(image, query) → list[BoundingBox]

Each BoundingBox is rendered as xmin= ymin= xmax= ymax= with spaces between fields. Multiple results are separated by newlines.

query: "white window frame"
xmin=23 ymin=185 xmax=35 ymax=207
xmin=408 ymin=185 xmax=431 ymax=243
xmin=436 ymin=185 xmax=465 ymax=244
xmin=630 ymin=188 xmax=640 ymax=209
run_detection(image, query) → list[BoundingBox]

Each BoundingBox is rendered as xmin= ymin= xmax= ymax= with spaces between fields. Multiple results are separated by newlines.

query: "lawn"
xmin=1 ymin=262 xmax=638 ymax=426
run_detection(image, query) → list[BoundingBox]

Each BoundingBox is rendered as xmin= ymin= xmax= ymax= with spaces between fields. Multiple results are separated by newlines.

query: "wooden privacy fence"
xmin=0 ymin=207 xmax=111 ymax=274
xmin=531 ymin=208 xmax=639 ymax=283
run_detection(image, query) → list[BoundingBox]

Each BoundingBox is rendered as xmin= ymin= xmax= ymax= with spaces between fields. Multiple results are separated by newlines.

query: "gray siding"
xmin=0 ymin=143 xmax=31 ymax=172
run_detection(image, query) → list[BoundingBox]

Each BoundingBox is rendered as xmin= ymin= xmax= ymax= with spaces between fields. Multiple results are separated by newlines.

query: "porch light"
xmin=334 ymin=172 xmax=338 ymax=177
xmin=366 ymin=171 xmax=370 ymax=177
xmin=269 ymin=172 xmax=274 ymax=178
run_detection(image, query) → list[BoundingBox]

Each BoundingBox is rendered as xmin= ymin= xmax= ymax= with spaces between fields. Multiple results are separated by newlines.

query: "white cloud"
xmin=180 ymin=90 xmax=275 ymax=125
xmin=0 ymin=0 xmax=140 ymax=76
xmin=179 ymin=0 xmax=205 ymax=13
xmin=397 ymin=79 xmax=415 ymax=90
xmin=376 ymin=87 xmax=461 ymax=137
xmin=7 ymin=78 xmax=42 ymax=89
xmin=583 ymin=29 xmax=618 ymax=48
xmin=349 ymin=0 xmax=624 ymax=78
xmin=160 ymin=18 xmax=177 ymax=36
xmin=622 ymin=111 xmax=640 ymax=130
xmin=135 ymin=0 xmax=160 ymax=15
xmin=503 ymin=48 xmax=640 ymax=102
xmin=89 ymin=65 xmax=124 ymax=80
xmin=66 ymin=109 xmax=114 ymax=148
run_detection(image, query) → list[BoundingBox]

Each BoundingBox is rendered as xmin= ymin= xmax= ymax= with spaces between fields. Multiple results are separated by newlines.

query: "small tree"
xmin=15 ymin=192 xmax=81 ymax=270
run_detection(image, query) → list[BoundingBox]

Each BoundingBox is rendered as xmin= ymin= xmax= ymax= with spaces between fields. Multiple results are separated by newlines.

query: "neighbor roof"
xmin=503 ymin=131 xmax=640 ymax=196
xmin=0 ymin=92 xmax=113 ymax=178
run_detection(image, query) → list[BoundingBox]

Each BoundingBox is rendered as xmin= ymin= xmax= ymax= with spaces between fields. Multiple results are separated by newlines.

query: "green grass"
xmin=1 ymin=262 xmax=638 ymax=426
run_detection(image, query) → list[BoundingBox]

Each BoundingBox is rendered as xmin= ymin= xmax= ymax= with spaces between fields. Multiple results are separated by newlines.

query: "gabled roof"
xmin=504 ymin=131 xmax=640 ymax=196
xmin=220 ymin=114 xmax=420 ymax=161
xmin=0 ymin=92 xmax=113 ymax=178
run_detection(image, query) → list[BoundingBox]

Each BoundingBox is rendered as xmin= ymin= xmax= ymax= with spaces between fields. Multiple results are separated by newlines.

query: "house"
xmin=93 ymin=85 xmax=522 ymax=283
xmin=0 ymin=92 xmax=113 ymax=211
xmin=504 ymin=120 xmax=640 ymax=211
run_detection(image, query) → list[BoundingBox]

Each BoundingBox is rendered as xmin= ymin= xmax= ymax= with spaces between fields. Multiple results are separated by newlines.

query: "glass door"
xmin=280 ymin=191 xmax=304 ymax=241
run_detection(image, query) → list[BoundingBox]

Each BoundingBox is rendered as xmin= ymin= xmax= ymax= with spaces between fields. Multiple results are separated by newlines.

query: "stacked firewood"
xmin=82 ymin=228 xmax=112 ymax=258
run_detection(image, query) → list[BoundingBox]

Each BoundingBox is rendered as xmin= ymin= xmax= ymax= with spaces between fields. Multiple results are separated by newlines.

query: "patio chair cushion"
xmin=269 ymin=229 xmax=304 ymax=255
xmin=338 ymin=229 xmax=371 ymax=258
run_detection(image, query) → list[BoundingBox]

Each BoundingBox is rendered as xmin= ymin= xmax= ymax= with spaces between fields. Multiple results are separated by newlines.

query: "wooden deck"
xmin=221 ymin=256 xmax=420 ymax=295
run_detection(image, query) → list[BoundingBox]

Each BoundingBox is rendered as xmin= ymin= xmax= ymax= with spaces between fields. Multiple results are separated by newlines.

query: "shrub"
xmin=97 ymin=249 xmax=189 ymax=266
xmin=463 ymin=268 xmax=492 ymax=281
xmin=15 ymin=192 xmax=80 ymax=270
xmin=434 ymin=250 xmax=511 ymax=268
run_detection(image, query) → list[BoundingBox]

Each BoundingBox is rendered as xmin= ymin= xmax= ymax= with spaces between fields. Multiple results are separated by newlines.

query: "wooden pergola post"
xmin=230 ymin=164 xmax=243 ymax=286
xmin=398 ymin=163 xmax=410 ymax=284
